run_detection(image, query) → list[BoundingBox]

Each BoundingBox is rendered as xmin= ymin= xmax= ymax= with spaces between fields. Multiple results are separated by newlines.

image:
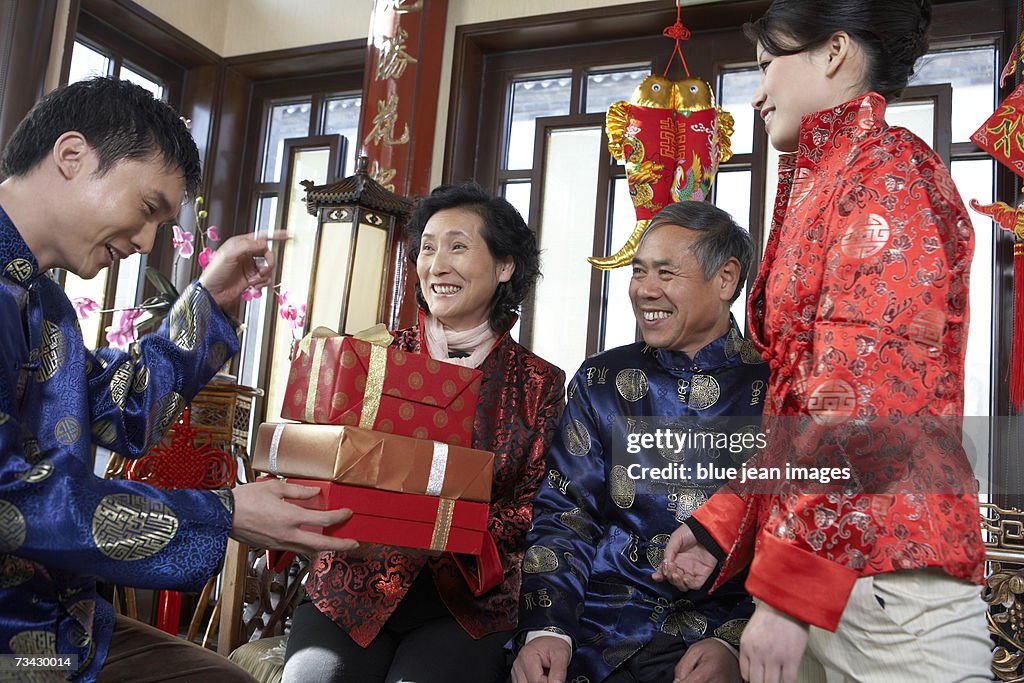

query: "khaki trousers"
xmin=798 ymin=569 xmax=991 ymax=682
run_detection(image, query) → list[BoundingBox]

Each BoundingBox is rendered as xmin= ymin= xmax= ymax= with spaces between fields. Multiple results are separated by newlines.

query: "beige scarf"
xmin=423 ymin=315 xmax=495 ymax=369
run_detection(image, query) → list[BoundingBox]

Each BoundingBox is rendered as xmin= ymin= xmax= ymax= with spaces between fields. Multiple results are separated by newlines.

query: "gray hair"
xmin=641 ymin=201 xmax=754 ymax=303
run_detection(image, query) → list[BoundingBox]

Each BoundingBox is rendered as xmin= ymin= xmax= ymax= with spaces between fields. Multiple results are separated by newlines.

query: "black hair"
xmin=405 ymin=181 xmax=541 ymax=333
xmin=643 ymin=201 xmax=754 ymax=303
xmin=745 ymin=0 xmax=932 ymax=101
xmin=0 ymin=77 xmax=201 ymax=198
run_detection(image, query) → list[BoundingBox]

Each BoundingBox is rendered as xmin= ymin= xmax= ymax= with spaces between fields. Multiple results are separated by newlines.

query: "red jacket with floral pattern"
xmin=304 ymin=315 xmax=565 ymax=645
xmin=692 ymin=93 xmax=984 ymax=632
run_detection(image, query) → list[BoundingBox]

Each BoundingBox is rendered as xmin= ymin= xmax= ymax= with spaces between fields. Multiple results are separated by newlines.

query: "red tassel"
xmin=1012 ymin=242 xmax=1024 ymax=412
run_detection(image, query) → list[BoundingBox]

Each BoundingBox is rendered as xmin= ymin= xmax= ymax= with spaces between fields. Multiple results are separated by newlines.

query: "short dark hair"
xmin=405 ymin=182 xmax=540 ymax=333
xmin=644 ymin=201 xmax=753 ymax=303
xmin=0 ymin=77 xmax=201 ymax=198
xmin=745 ymin=0 xmax=931 ymax=101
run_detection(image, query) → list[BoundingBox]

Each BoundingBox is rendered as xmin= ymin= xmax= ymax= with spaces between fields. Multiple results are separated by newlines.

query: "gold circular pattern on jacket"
xmin=0 ymin=557 xmax=33 ymax=589
xmin=147 ymin=392 xmax=184 ymax=449
xmin=54 ymin=417 xmax=81 ymax=446
xmin=609 ymin=465 xmax=635 ymax=508
xmin=91 ymin=420 xmax=117 ymax=446
xmin=714 ymin=618 xmax=745 ymax=647
xmin=677 ymin=609 xmax=709 ymax=636
xmin=0 ymin=411 xmax=7 ymax=426
xmin=91 ymin=494 xmax=179 ymax=560
xmin=0 ymin=501 xmax=26 ymax=554
xmin=563 ymin=420 xmax=591 ymax=457
xmin=840 ymin=212 xmax=890 ymax=259
xmin=807 ymin=379 xmax=856 ymax=418
xmin=4 ymin=258 xmax=33 ymax=283
xmin=522 ymin=545 xmax=559 ymax=573
xmin=559 ymin=507 xmax=595 ymax=543
xmin=738 ymin=338 xmax=765 ymax=364
xmin=646 ymin=533 xmax=672 ymax=568
xmin=675 ymin=486 xmax=708 ymax=517
xmin=110 ymin=361 xmax=134 ymax=410
xmin=687 ymin=375 xmax=721 ymax=410
xmin=16 ymin=460 xmax=54 ymax=484
xmin=615 ymin=369 xmax=649 ymax=402
xmin=37 ymin=321 xmax=66 ymax=383
xmin=130 ymin=365 xmax=150 ymax=394
xmin=212 ymin=489 xmax=233 ymax=512
xmin=0 ymin=555 xmax=34 ymax=588
xmin=8 ymin=630 xmax=56 ymax=656
xmin=602 ymin=640 xmax=644 ymax=668
xmin=661 ymin=613 xmax=682 ymax=635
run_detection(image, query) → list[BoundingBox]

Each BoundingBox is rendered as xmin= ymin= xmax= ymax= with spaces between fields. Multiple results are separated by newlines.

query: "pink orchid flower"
xmin=205 ymin=226 xmax=220 ymax=242
xmin=106 ymin=308 xmax=144 ymax=350
xmin=241 ymin=286 xmax=263 ymax=302
xmin=277 ymin=290 xmax=306 ymax=331
xmin=180 ymin=116 xmax=192 ymax=130
xmin=198 ymin=247 xmax=214 ymax=269
xmin=172 ymin=225 xmax=194 ymax=258
xmin=71 ymin=297 xmax=99 ymax=321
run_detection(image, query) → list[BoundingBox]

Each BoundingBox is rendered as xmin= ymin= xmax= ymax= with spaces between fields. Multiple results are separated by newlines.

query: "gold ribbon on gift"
xmin=296 ymin=324 xmax=392 ymax=425
xmin=353 ymin=324 xmax=391 ymax=429
xmin=430 ymin=497 xmax=455 ymax=551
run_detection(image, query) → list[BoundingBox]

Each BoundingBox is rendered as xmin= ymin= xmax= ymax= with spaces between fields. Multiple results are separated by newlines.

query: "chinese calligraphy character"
xmin=364 ymin=94 xmax=410 ymax=148
xmin=376 ymin=27 xmax=418 ymax=81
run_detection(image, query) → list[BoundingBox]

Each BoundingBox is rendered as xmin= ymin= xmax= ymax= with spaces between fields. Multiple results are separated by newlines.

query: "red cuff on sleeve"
xmin=746 ymin=532 xmax=859 ymax=632
xmin=692 ymin=492 xmax=747 ymax=555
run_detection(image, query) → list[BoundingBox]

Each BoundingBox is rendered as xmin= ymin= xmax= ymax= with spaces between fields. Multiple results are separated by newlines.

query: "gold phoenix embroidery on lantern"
xmin=609 ymin=465 xmax=636 ymax=508
xmin=523 ymin=545 xmax=559 ymax=573
xmin=91 ymin=494 xmax=179 ymax=560
xmin=376 ymin=27 xmax=418 ymax=81
xmin=37 ymin=320 xmax=66 ymax=382
xmin=3 ymin=258 xmax=33 ymax=283
xmin=615 ymin=368 xmax=649 ymax=402
xmin=364 ymin=94 xmax=410 ymax=147
xmin=0 ymin=501 xmax=27 ymax=553
xmin=0 ymin=555 xmax=34 ymax=588
xmin=110 ymin=361 xmax=134 ymax=410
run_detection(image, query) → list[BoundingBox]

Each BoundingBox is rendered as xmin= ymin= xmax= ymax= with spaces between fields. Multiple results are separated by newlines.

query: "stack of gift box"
xmin=253 ymin=325 xmax=493 ymax=557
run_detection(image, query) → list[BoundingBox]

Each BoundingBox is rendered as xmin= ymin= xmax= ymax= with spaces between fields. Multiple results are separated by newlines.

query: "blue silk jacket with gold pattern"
xmin=692 ymin=93 xmax=985 ymax=632
xmin=0 ymin=206 xmax=239 ymax=681
xmin=517 ymin=322 xmax=768 ymax=683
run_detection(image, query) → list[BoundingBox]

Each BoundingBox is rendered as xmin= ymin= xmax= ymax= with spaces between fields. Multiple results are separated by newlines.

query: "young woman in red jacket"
xmin=656 ymin=1 xmax=990 ymax=681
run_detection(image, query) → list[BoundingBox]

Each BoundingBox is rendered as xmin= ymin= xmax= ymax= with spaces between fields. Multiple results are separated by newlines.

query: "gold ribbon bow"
xmin=297 ymin=324 xmax=392 ymax=425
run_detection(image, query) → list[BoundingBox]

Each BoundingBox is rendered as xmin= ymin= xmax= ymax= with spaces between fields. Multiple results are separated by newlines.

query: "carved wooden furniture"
xmin=983 ymin=503 xmax=1024 ymax=681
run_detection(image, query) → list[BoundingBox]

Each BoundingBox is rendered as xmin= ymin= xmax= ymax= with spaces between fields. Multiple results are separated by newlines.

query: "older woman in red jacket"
xmin=283 ymin=182 xmax=565 ymax=683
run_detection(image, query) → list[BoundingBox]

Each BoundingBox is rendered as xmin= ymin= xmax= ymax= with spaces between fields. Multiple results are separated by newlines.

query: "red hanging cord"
xmin=662 ymin=0 xmax=691 ymax=78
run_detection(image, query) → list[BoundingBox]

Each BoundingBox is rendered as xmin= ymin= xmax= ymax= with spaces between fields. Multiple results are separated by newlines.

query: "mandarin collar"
xmin=0 ymin=204 xmax=42 ymax=287
xmin=797 ymin=92 xmax=887 ymax=157
xmin=651 ymin=315 xmax=748 ymax=374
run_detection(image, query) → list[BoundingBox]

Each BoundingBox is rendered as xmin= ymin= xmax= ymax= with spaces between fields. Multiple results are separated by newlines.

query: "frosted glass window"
xmin=911 ymin=47 xmax=997 ymax=142
xmin=531 ymin=127 xmax=602 ymax=379
xmin=719 ymin=68 xmax=760 ymax=156
xmin=503 ymin=182 xmax=532 ymax=225
xmin=507 ymin=76 xmax=571 ymax=170
xmin=263 ymin=101 xmax=313 ymax=183
xmin=322 ymin=96 xmax=362 ymax=176
xmin=603 ymin=178 xmax=638 ymax=351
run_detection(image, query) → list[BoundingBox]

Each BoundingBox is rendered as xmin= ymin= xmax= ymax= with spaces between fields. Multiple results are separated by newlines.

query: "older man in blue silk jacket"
xmin=512 ymin=201 xmax=768 ymax=683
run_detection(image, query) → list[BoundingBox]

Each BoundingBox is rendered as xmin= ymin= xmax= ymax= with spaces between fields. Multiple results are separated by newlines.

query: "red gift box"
xmin=281 ymin=325 xmax=481 ymax=447
xmin=288 ymin=478 xmax=488 ymax=554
